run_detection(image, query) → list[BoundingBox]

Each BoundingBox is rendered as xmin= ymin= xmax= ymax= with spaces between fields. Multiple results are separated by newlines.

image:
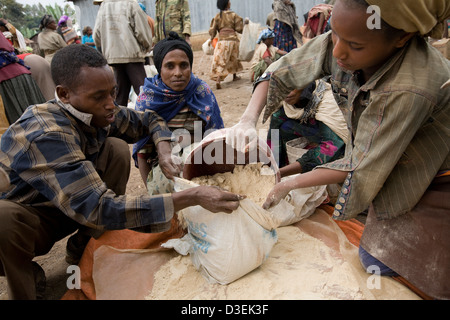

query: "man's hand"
xmin=173 ymin=185 xmax=245 ymax=214
xmin=263 ymin=168 xmax=349 ymax=209
xmin=196 ymin=186 xmax=245 ymax=213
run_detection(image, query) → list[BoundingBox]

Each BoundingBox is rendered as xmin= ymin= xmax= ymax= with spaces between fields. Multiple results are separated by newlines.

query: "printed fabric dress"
xmin=267 ymin=80 xmax=346 ymax=170
xmin=273 ymin=20 xmax=297 ymax=53
xmin=209 ymin=10 xmax=244 ymax=82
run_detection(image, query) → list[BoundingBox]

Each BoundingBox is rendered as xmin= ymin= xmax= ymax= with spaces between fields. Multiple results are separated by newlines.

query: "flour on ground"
xmin=146 ymin=226 xmax=365 ymax=300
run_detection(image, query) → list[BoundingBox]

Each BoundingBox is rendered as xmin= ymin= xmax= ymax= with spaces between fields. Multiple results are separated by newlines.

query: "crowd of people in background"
xmin=0 ymin=0 xmax=449 ymax=301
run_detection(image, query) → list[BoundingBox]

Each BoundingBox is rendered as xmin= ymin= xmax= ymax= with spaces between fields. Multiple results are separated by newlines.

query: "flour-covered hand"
xmin=262 ymin=182 xmax=291 ymax=209
xmin=225 ymin=122 xmax=258 ymax=153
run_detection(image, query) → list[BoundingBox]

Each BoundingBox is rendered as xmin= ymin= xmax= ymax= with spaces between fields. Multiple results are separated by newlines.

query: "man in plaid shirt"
xmin=0 ymin=44 xmax=242 ymax=299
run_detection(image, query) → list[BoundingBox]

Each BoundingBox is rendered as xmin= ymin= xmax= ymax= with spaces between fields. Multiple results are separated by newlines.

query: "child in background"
xmin=82 ymin=26 xmax=96 ymax=49
xmin=250 ymin=28 xmax=287 ymax=82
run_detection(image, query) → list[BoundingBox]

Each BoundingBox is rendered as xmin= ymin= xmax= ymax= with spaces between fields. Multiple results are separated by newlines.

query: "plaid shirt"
xmin=262 ymin=32 xmax=450 ymax=221
xmin=0 ymin=101 xmax=175 ymax=232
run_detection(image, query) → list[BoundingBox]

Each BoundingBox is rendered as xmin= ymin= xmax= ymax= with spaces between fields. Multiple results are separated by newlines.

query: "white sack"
xmin=238 ymin=21 xmax=260 ymax=61
xmin=165 ymin=175 xmax=327 ymax=285
xmin=202 ymin=39 xmax=214 ymax=55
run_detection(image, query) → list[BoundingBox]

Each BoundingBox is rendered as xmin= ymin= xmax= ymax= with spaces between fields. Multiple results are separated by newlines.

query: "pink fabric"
xmin=0 ymin=33 xmax=30 ymax=83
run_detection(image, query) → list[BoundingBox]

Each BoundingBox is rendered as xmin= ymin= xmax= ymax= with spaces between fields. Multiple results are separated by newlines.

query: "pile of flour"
xmin=146 ymin=226 xmax=365 ymax=300
xmin=191 ymin=163 xmax=276 ymax=207
xmin=146 ymin=224 xmax=420 ymax=300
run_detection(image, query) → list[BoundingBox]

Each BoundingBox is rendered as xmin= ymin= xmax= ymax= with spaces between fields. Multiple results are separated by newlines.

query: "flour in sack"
xmin=191 ymin=163 xmax=275 ymax=207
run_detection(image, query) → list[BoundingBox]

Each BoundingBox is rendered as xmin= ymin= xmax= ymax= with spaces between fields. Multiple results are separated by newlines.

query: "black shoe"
xmin=32 ymin=261 xmax=46 ymax=300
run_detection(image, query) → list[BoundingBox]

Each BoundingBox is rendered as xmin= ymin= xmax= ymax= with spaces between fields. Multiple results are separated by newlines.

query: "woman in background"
xmin=37 ymin=14 xmax=67 ymax=63
xmin=57 ymin=15 xmax=80 ymax=45
xmin=272 ymin=0 xmax=302 ymax=52
xmin=0 ymin=18 xmax=27 ymax=53
xmin=250 ymin=28 xmax=287 ymax=82
xmin=0 ymin=33 xmax=45 ymax=124
xmin=209 ymin=0 xmax=244 ymax=89
xmin=133 ymin=32 xmax=224 ymax=191
xmin=227 ymin=0 xmax=450 ymax=299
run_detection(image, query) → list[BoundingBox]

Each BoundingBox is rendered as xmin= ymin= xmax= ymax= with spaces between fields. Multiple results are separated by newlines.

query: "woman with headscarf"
xmin=272 ymin=0 xmax=302 ymax=52
xmin=0 ymin=18 xmax=27 ymax=53
xmin=0 ymin=33 xmax=45 ymax=125
xmin=250 ymin=28 xmax=287 ymax=82
xmin=227 ymin=0 xmax=450 ymax=299
xmin=133 ymin=31 xmax=224 ymax=192
xmin=301 ymin=3 xmax=334 ymax=41
xmin=37 ymin=14 xmax=67 ymax=63
xmin=57 ymin=15 xmax=80 ymax=45
xmin=209 ymin=0 xmax=244 ymax=89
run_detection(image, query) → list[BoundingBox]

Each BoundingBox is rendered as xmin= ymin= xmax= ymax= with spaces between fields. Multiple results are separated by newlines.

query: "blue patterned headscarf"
xmin=132 ymin=73 xmax=224 ymax=163
xmin=257 ymin=28 xmax=275 ymax=44
xmin=0 ymin=52 xmax=29 ymax=70
xmin=0 ymin=33 xmax=29 ymax=70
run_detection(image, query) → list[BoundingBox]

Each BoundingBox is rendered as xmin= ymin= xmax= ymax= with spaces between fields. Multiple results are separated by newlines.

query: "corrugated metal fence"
xmin=73 ymin=0 xmax=325 ymax=35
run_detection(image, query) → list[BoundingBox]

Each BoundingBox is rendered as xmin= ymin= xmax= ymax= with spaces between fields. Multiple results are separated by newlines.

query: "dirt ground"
xmin=0 ymin=49 xmax=269 ymax=300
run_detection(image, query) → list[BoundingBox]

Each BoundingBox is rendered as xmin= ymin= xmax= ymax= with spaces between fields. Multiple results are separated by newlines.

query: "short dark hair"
xmin=51 ymin=44 xmax=107 ymax=88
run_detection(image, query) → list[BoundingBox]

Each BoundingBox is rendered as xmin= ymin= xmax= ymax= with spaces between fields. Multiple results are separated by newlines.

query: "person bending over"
xmin=226 ymin=0 xmax=450 ymax=299
xmin=0 ymin=44 xmax=243 ymax=300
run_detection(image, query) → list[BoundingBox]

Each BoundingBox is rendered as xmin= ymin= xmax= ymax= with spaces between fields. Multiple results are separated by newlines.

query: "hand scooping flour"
xmin=191 ymin=163 xmax=275 ymax=207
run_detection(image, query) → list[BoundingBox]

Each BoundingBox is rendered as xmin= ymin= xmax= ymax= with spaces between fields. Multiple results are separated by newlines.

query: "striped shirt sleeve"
xmin=0 ymin=104 xmax=175 ymax=232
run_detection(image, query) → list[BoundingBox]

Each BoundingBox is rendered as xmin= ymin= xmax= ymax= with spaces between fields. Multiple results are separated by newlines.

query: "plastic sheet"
xmin=77 ymin=207 xmax=419 ymax=300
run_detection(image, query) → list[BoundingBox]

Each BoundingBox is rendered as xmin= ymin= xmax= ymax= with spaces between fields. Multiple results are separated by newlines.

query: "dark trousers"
xmin=0 ymin=137 xmax=130 ymax=299
xmin=111 ymin=62 xmax=147 ymax=107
